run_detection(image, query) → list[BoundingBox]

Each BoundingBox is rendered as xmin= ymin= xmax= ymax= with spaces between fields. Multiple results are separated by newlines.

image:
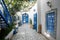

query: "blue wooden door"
xmin=22 ymin=13 xmax=29 ymax=24
xmin=33 ymin=13 xmax=37 ymax=31
xmin=46 ymin=11 xmax=56 ymax=38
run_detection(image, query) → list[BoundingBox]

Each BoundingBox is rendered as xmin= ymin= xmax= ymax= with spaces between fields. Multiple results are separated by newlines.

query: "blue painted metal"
xmin=46 ymin=12 xmax=55 ymax=33
xmin=22 ymin=13 xmax=29 ymax=24
xmin=0 ymin=10 xmax=7 ymax=23
xmin=0 ymin=10 xmax=8 ymax=25
xmin=33 ymin=13 xmax=37 ymax=31
xmin=0 ymin=0 xmax=12 ymax=29
xmin=0 ymin=0 xmax=12 ymax=24
xmin=46 ymin=11 xmax=57 ymax=38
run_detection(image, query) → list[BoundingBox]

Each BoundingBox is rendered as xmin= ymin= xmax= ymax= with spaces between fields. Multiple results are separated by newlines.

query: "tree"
xmin=4 ymin=0 xmax=37 ymax=15
xmin=4 ymin=0 xmax=23 ymax=15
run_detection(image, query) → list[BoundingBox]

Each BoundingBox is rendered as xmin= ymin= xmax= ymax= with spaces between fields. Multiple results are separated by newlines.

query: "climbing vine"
xmin=4 ymin=0 xmax=37 ymax=15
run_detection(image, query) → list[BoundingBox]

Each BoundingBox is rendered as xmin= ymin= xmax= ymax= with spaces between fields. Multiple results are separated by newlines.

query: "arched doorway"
xmin=22 ymin=13 xmax=29 ymax=24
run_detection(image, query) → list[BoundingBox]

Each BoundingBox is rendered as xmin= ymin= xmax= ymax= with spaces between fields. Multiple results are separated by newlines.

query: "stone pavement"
xmin=12 ymin=24 xmax=48 ymax=40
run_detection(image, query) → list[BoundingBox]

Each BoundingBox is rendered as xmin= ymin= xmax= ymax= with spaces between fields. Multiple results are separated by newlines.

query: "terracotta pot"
xmin=38 ymin=24 xmax=42 ymax=33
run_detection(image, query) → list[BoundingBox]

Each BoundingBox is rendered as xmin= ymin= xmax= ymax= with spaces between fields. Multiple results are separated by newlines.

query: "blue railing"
xmin=0 ymin=10 xmax=8 ymax=25
xmin=0 ymin=0 xmax=12 ymax=24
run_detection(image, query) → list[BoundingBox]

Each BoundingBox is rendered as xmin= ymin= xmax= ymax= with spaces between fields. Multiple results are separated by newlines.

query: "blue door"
xmin=46 ymin=11 xmax=56 ymax=38
xmin=22 ymin=13 xmax=29 ymax=24
xmin=46 ymin=12 xmax=55 ymax=33
xmin=33 ymin=13 xmax=37 ymax=31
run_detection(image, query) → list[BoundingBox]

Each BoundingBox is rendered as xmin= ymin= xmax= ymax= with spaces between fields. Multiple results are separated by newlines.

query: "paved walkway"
xmin=12 ymin=24 xmax=48 ymax=40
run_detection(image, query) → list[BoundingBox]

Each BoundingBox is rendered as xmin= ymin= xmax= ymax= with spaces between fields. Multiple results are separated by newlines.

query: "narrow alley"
xmin=12 ymin=24 xmax=48 ymax=40
xmin=0 ymin=0 xmax=60 ymax=40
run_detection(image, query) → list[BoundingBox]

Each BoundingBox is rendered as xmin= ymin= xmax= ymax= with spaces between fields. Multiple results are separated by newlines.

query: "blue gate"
xmin=33 ymin=13 xmax=37 ymax=31
xmin=22 ymin=13 xmax=29 ymax=24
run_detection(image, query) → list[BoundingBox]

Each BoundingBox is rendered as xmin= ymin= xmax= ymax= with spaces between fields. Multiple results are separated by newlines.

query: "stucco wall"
xmin=37 ymin=0 xmax=60 ymax=40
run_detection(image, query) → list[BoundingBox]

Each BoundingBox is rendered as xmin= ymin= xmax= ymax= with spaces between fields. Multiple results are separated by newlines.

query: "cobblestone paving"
xmin=12 ymin=24 xmax=48 ymax=40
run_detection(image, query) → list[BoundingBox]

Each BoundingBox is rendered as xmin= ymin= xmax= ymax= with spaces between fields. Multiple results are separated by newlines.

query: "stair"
xmin=0 ymin=0 xmax=13 ymax=30
xmin=0 ymin=14 xmax=8 ymax=29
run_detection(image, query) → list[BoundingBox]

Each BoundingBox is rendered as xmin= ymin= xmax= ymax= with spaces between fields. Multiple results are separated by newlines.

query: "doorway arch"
xmin=22 ymin=13 xmax=29 ymax=24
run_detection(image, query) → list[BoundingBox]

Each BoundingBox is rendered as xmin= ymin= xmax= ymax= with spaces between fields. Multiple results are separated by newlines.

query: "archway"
xmin=22 ymin=13 xmax=29 ymax=24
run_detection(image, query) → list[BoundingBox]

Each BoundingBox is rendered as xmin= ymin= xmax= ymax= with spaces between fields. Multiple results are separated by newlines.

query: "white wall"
xmin=40 ymin=0 xmax=51 ymax=34
xmin=50 ymin=1 xmax=60 ymax=40
xmin=29 ymin=3 xmax=37 ymax=25
xmin=37 ymin=0 xmax=51 ymax=34
xmin=37 ymin=0 xmax=60 ymax=40
xmin=53 ymin=0 xmax=60 ymax=40
xmin=37 ymin=0 xmax=41 ymax=32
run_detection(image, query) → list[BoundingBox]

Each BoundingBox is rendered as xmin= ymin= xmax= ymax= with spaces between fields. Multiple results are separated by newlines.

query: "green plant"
xmin=30 ymin=19 xmax=32 ymax=24
xmin=4 ymin=0 xmax=37 ymax=15
xmin=0 ymin=22 xmax=15 ymax=40
xmin=4 ymin=0 xmax=23 ymax=15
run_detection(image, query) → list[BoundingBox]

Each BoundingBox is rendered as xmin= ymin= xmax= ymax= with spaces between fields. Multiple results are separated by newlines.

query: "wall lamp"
xmin=47 ymin=1 xmax=52 ymax=8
